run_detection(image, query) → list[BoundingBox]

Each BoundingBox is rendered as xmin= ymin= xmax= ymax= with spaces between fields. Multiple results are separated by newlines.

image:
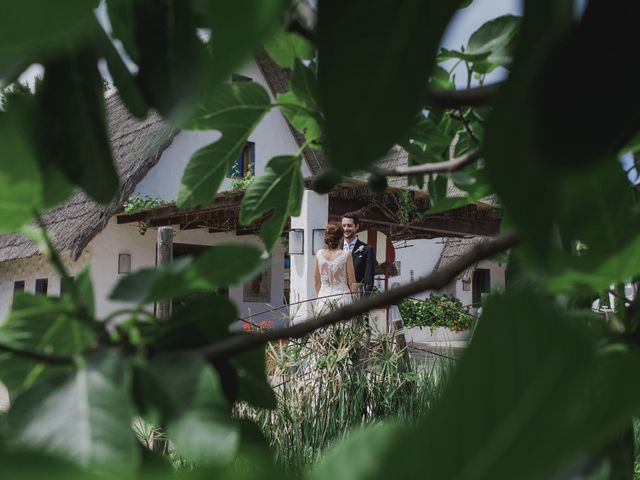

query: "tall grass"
xmin=237 ymin=319 xmax=452 ymax=475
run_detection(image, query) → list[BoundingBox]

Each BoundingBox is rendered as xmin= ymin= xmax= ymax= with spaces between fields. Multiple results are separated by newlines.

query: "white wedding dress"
xmin=314 ymin=249 xmax=353 ymax=315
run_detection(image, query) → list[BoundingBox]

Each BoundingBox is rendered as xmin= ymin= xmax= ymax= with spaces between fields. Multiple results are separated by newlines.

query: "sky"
xmin=441 ymin=0 xmax=521 ymax=87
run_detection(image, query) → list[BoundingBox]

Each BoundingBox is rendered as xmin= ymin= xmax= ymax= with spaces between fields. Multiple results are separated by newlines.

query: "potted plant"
xmin=397 ymin=294 xmax=475 ymax=343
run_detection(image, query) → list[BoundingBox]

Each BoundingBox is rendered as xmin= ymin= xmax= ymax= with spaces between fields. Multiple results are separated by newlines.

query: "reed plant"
xmin=237 ymin=318 xmax=452 ymax=475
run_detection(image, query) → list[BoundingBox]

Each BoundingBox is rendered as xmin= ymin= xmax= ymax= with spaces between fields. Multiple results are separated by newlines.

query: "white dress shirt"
xmin=344 ymin=238 xmax=357 ymax=253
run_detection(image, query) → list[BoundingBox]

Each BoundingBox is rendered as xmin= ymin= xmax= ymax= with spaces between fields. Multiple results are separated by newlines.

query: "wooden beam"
xmin=156 ymin=227 xmax=173 ymax=320
xmin=328 ymin=196 xmax=500 ymax=237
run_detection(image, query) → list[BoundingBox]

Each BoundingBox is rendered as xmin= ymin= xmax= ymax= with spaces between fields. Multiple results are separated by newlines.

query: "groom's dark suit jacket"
xmin=341 ymin=238 xmax=376 ymax=293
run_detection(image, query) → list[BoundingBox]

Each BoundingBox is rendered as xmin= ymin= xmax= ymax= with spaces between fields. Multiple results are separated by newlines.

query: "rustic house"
xmin=0 ymin=53 xmax=503 ymax=324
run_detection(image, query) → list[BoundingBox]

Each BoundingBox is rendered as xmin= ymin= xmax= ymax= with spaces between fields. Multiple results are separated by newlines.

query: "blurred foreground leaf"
xmin=7 ymin=350 xmax=138 ymax=472
xmin=110 ymin=244 xmax=270 ymax=303
xmin=133 ymin=353 xmax=239 ymax=466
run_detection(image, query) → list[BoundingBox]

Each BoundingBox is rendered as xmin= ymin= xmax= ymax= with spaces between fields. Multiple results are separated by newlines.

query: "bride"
xmin=313 ymin=222 xmax=357 ymax=315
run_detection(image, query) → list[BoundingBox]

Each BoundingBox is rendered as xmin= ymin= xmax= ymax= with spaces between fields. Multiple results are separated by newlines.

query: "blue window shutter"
xmin=250 ymin=143 xmax=256 ymax=175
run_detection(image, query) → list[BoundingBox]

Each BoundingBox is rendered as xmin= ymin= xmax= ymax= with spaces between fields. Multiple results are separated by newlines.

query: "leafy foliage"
xmin=122 ymin=195 xmax=164 ymax=214
xmin=398 ymin=294 xmax=474 ymax=331
xmin=110 ymin=243 xmax=272 ymax=303
xmin=239 ymin=155 xmax=304 ymax=250
xmin=177 ymin=82 xmax=271 ymax=208
xmin=0 ymin=292 xmax=94 ymax=396
xmin=4 ymin=1 xmax=640 ymax=479
xmin=7 ymin=349 xmax=138 ymax=472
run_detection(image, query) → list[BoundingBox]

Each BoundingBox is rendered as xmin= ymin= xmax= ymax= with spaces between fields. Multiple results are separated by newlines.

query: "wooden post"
xmin=393 ymin=318 xmax=410 ymax=370
xmin=156 ymin=227 xmax=173 ymax=320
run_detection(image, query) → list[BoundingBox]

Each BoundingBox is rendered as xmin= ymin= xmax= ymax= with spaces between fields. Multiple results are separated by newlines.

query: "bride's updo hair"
xmin=324 ymin=222 xmax=344 ymax=249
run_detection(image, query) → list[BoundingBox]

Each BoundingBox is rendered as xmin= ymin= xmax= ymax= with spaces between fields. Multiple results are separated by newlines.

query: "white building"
xmin=0 ymin=54 xmax=504 ymax=327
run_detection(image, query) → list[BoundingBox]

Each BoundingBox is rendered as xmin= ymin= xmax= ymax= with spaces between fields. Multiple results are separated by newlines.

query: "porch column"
xmin=156 ymin=226 xmax=174 ymax=320
xmin=289 ymin=189 xmax=328 ymax=324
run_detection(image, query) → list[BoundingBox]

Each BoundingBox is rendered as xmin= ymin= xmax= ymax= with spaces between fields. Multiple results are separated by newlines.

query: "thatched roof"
xmin=0 ymin=94 xmax=176 ymax=262
xmin=374 ymin=146 xmax=498 ymax=205
xmin=433 ymin=237 xmax=487 ymax=281
xmin=0 ymin=54 xmax=327 ymax=264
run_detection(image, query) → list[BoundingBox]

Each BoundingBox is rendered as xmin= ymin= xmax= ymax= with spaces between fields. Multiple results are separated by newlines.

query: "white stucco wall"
xmin=454 ymin=258 xmax=507 ymax=310
xmin=88 ymin=219 xmax=285 ymax=325
xmin=0 ymin=251 xmax=91 ymax=323
xmin=382 ymin=238 xmax=448 ymax=299
xmin=372 ymin=238 xmax=506 ymax=310
xmin=135 ymin=59 xmax=311 ymax=203
xmin=1 ymin=221 xmax=286 ymax=329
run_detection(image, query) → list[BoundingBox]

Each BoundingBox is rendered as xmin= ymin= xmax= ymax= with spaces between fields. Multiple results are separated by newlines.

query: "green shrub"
xmin=122 ymin=195 xmax=165 ymax=235
xmin=398 ymin=294 xmax=474 ymax=332
xmin=122 ymin=194 xmax=164 ymax=213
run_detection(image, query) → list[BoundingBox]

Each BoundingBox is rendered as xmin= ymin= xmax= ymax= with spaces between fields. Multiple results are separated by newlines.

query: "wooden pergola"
xmin=116 ymin=180 xmax=501 ymax=240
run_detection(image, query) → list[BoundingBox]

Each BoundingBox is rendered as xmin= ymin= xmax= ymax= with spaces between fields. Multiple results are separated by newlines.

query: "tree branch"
xmin=0 ymin=341 xmax=74 ymax=365
xmin=375 ymin=149 xmax=480 ymax=177
xmin=199 ymin=231 xmax=518 ymax=360
xmin=428 ymin=82 xmax=503 ymax=109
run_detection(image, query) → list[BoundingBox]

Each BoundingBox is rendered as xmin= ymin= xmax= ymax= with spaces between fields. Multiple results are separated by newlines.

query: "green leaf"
xmin=0 ymin=451 xmax=103 ymax=480
xmin=105 ymin=0 xmax=140 ymax=64
xmin=74 ymin=268 xmax=96 ymax=319
xmin=0 ymin=112 xmax=42 ymax=232
xmin=177 ymin=82 xmax=271 ymax=208
xmin=0 ymin=0 xmax=97 ymax=57
xmin=314 ymin=291 xmax=640 ymax=479
xmin=534 ymin=2 xmax=640 ymax=167
xmin=7 ymin=349 xmax=138 ymax=472
xmin=439 ymin=15 xmax=521 ymax=72
xmin=263 ymin=26 xmax=315 ymax=69
xmin=98 ymin=27 xmax=148 ymax=118
xmin=465 ymin=15 xmax=521 ymax=73
xmin=545 ymin=160 xmax=640 ymax=292
xmin=311 ymin=422 xmax=406 ymax=480
xmin=2 ymin=89 xmax=75 ymax=210
xmin=108 ymin=257 xmax=192 ymax=303
xmin=0 ymin=293 xmax=95 ymax=396
xmin=204 ymin=0 xmax=290 ymax=85
xmin=133 ymin=353 xmax=239 ymax=465
xmin=290 ymin=60 xmax=320 ymax=112
xmin=277 ymin=60 xmax=323 ymax=144
xmin=230 ymin=347 xmax=277 ymax=410
xmin=37 ymin=47 xmax=119 ymax=203
xmin=318 ymin=0 xmax=465 ymax=172
xmin=406 ymin=115 xmax=451 ymax=150
xmin=110 ymin=244 xmax=271 ymax=303
xmin=152 ymin=294 xmax=238 ymax=350
xmin=429 ymin=66 xmax=454 ymax=90
xmin=277 ymin=91 xmax=322 ymax=143
xmin=437 ymin=47 xmax=488 ymax=64
xmin=240 ymin=155 xmax=303 ymax=250
xmin=132 ymin=0 xmax=209 ymax=117
xmin=483 ymin=1 xmax=574 ymax=257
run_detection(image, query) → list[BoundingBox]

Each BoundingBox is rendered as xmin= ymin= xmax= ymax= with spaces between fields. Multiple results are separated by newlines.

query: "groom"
xmin=340 ymin=212 xmax=376 ymax=294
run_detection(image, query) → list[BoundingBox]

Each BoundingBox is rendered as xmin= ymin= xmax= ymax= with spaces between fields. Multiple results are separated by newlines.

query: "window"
xmin=228 ymin=142 xmax=255 ymax=178
xmin=35 ymin=278 xmax=48 ymax=295
xmin=472 ymin=268 xmax=491 ymax=305
xmin=13 ymin=281 xmax=25 ymax=297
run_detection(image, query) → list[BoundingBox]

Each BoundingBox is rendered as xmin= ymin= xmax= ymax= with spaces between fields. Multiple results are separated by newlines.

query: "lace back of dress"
xmin=317 ymin=250 xmax=348 ymax=288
